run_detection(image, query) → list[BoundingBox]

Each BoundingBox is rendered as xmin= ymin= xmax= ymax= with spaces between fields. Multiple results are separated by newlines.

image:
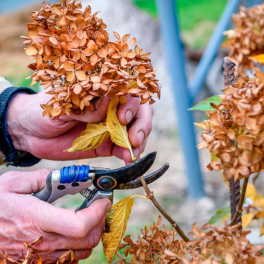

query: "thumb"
xmin=4 ymin=169 xmax=53 ymax=194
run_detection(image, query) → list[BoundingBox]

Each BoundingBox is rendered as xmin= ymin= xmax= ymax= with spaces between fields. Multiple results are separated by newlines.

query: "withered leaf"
xmin=113 ymin=31 xmax=121 ymax=41
xmin=58 ymin=250 xmax=73 ymax=264
xmin=129 ymin=37 xmax=137 ymax=46
xmin=102 ymin=194 xmax=147 ymax=264
xmin=260 ymin=222 xmax=264 ymax=236
xmin=106 ymin=96 xmax=136 ymax=161
xmin=66 ymin=122 xmax=110 ymax=152
xmin=242 ymin=212 xmax=255 ymax=230
xmin=25 ymin=46 xmax=38 ymax=56
xmin=249 ymin=54 xmax=264 ymax=64
xmin=75 ymin=71 xmax=87 ymax=81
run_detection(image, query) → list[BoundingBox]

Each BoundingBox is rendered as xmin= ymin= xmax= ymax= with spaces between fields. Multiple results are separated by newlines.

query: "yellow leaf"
xmin=246 ymin=183 xmax=257 ymax=201
xmin=194 ymin=121 xmax=210 ymax=130
xmin=254 ymin=209 xmax=264 ymax=219
xmin=102 ymin=195 xmax=147 ymax=264
xmin=253 ymin=198 xmax=264 ymax=207
xmin=106 ymin=96 xmax=136 ymax=161
xmin=260 ymin=222 xmax=264 ymax=236
xmin=242 ymin=212 xmax=255 ymax=230
xmin=249 ymin=54 xmax=264 ymax=64
xmin=66 ymin=123 xmax=110 ymax=152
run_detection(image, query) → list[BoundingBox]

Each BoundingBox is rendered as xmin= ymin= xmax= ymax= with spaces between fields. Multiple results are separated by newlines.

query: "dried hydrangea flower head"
xmin=197 ymin=71 xmax=264 ymax=182
xmin=223 ymin=4 xmax=264 ymax=75
xmin=22 ymin=0 xmax=160 ymax=119
xmin=117 ymin=216 xmax=264 ymax=264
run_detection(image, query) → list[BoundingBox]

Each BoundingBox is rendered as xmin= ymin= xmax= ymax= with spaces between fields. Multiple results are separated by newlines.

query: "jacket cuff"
xmin=0 ymin=87 xmax=41 ymax=167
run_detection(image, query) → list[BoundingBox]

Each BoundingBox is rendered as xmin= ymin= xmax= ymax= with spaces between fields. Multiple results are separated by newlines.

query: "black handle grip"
xmin=33 ymin=172 xmax=53 ymax=202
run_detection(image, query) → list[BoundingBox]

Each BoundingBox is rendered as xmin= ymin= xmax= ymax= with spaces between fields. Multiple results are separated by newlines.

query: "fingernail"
xmin=105 ymin=201 xmax=111 ymax=213
xmin=138 ymin=131 xmax=145 ymax=146
xmin=95 ymin=97 xmax=103 ymax=110
xmin=125 ymin=110 xmax=133 ymax=123
xmin=133 ymin=148 xmax=139 ymax=158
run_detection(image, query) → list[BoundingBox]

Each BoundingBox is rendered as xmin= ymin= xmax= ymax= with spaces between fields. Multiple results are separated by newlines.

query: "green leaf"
xmin=189 ymin=95 xmax=221 ymax=111
xmin=208 ymin=207 xmax=230 ymax=224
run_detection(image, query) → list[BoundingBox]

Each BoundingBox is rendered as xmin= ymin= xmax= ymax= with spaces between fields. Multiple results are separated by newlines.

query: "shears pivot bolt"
xmin=98 ymin=177 xmax=117 ymax=190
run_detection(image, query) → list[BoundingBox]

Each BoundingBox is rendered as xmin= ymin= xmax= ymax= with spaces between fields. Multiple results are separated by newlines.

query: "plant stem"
xmin=229 ymin=177 xmax=249 ymax=227
xmin=229 ymin=178 xmax=241 ymax=219
xmin=223 ymin=58 xmax=236 ymax=87
xmin=140 ymin=176 xmax=189 ymax=242
xmin=223 ymin=58 xmax=242 ymax=229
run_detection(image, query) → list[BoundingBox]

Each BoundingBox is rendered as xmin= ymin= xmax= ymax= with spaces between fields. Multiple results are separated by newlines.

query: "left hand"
xmin=0 ymin=169 xmax=111 ymax=263
xmin=7 ymin=91 xmax=153 ymax=165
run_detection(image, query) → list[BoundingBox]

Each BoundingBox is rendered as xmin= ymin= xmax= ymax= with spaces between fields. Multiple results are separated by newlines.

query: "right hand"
xmin=0 ymin=169 xmax=111 ymax=263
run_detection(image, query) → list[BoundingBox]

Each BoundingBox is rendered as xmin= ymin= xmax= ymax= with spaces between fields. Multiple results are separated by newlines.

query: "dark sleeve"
xmin=0 ymin=87 xmax=41 ymax=167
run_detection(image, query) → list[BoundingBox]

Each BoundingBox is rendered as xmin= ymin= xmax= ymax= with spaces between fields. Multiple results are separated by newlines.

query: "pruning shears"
xmin=33 ymin=152 xmax=169 ymax=210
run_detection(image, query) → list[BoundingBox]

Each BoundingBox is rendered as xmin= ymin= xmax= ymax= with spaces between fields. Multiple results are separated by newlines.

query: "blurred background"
xmin=1 ymin=0 xmax=264 ymax=263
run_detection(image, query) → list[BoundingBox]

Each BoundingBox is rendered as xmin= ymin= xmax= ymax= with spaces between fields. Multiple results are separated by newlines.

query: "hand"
xmin=0 ymin=169 xmax=111 ymax=263
xmin=7 ymin=91 xmax=153 ymax=164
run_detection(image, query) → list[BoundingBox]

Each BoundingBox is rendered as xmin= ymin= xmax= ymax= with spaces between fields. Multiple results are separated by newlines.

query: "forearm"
xmin=0 ymin=85 xmax=40 ymax=166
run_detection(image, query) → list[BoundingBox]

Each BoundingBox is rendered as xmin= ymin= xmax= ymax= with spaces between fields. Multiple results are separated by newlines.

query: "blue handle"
xmin=60 ymin=165 xmax=90 ymax=184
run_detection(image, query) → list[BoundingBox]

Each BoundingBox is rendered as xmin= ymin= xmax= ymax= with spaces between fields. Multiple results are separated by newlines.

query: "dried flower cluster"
xmin=117 ymin=216 xmax=264 ymax=264
xmin=23 ymin=0 xmax=160 ymax=119
xmin=223 ymin=4 xmax=264 ymax=75
xmin=117 ymin=216 xmax=187 ymax=264
xmin=197 ymin=71 xmax=264 ymax=181
xmin=0 ymin=237 xmax=73 ymax=264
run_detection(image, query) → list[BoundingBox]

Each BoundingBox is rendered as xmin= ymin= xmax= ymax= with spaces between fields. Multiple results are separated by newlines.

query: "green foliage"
xmin=6 ymin=73 xmax=39 ymax=93
xmin=208 ymin=207 xmax=230 ymax=225
xmin=132 ymin=0 xmax=227 ymax=31
xmin=189 ymin=95 xmax=221 ymax=111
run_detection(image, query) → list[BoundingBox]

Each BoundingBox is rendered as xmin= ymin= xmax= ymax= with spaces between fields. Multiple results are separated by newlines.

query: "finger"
xmin=138 ymin=137 xmax=148 ymax=155
xmin=31 ymin=122 xmax=100 ymax=161
xmin=61 ymin=97 xmax=111 ymax=123
xmin=37 ymin=216 xmax=105 ymax=251
xmin=112 ymin=145 xmax=140 ymax=163
xmin=95 ymin=137 xmax=114 ymax=157
xmin=123 ymin=138 xmax=147 ymax=165
xmin=36 ymin=199 xmax=111 ymax=238
xmin=128 ymin=103 xmax=153 ymax=148
xmin=121 ymin=139 xmax=147 ymax=166
xmin=117 ymin=95 xmax=140 ymax=125
xmin=1 ymin=169 xmax=53 ymax=194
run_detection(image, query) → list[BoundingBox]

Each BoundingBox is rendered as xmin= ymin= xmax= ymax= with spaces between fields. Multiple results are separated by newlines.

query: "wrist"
xmin=7 ymin=93 xmax=30 ymax=152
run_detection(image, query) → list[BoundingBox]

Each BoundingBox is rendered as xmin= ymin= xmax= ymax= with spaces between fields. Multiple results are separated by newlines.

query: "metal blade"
xmin=116 ymin=163 xmax=169 ymax=190
xmin=93 ymin=152 xmax=157 ymax=190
